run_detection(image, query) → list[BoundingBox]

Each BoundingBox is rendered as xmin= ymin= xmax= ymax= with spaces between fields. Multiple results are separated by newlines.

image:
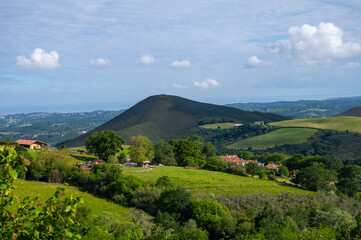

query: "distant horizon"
xmin=2 ymin=93 xmax=360 ymax=116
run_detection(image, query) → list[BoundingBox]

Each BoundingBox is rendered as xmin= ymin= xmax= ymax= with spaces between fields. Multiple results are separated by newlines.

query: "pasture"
xmin=13 ymin=180 xmax=129 ymax=219
xmin=122 ymin=166 xmax=311 ymax=196
xmin=270 ymin=116 xmax=361 ymax=133
xmin=226 ymin=127 xmax=318 ymax=150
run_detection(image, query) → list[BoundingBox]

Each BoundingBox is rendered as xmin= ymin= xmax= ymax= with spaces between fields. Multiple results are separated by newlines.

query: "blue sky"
xmin=1 ymin=0 xmax=361 ymax=114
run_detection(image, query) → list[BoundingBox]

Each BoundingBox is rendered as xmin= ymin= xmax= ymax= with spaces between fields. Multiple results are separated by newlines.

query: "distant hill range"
xmin=338 ymin=106 xmax=361 ymax=117
xmin=226 ymin=96 xmax=361 ymax=119
xmin=64 ymin=95 xmax=289 ymax=147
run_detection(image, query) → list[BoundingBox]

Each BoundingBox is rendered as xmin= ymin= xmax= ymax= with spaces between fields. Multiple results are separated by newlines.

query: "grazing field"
xmin=13 ymin=180 xmax=129 ymax=218
xmin=122 ymin=166 xmax=311 ymax=196
xmin=271 ymin=116 xmax=361 ymax=133
xmin=199 ymin=122 xmax=241 ymax=129
xmin=226 ymin=128 xmax=318 ymax=150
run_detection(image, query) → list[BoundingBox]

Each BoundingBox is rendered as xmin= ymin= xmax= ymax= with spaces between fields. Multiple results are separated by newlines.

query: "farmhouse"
xmin=254 ymin=121 xmax=264 ymax=125
xmin=16 ymin=139 xmax=49 ymax=149
xmin=219 ymin=155 xmax=264 ymax=166
xmin=265 ymin=163 xmax=281 ymax=170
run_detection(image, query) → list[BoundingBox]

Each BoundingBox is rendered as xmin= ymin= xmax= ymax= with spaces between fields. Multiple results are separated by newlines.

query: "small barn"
xmin=16 ymin=139 xmax=49 ymax=149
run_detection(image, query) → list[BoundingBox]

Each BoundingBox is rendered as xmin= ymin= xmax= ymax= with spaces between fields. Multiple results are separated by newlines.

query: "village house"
xmin=219 ymin=155 xmax=264 ymax=166
xmin=254 ymin=121 xmax=265 ymax=125
xmin=265 ymin=163 xmax=281 ymax=170
xmin=16 ymin=139 xmax=49 ymax=149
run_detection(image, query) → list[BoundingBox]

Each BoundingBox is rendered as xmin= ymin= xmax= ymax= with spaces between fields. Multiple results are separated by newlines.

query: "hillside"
xmin=65 ymin=95 xmax=289 ymax=147
xmin=13 ymin=180 xmax=129 ymax=218
xmin=226 ymin=128 xmax=318 ymax=150
xmin=270 ymin=116 xmax=361 ymax=133
xmin=122 ymin=166 xmax=310 ymax=196
xmin=338 ymin=106 xmax=361 ymax=117
xmin=227 ymin=96 xmax=361 ymax=119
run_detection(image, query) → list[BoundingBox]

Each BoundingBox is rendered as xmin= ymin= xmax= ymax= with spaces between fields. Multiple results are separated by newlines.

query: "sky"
xmin=1 ymin=0 xmax=361 ymax=114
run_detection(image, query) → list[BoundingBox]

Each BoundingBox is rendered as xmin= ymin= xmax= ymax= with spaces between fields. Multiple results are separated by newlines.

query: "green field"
xmin=199 ymin=122 xmax=241 ymax=129
xmin=13 ymin=180 xmax=129 ymax=219
xmin=122 ymin=166 xmax=311 ymax=196
xmin=226 ymin=128 xmax=318 ymax=150
xmin=271 ymin=116 xmax=361 ymax=133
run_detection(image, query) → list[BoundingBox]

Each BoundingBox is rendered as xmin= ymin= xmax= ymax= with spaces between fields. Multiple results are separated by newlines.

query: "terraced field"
xmin=122 ymin=166 xmax=311 ymax=196
xmin=270 ymin=116 xmax=361 ymax=133
xmin=13 ymin=180 xmax=129 ymax=218
xmin=226 ymin=128 xmax=318 ymax=150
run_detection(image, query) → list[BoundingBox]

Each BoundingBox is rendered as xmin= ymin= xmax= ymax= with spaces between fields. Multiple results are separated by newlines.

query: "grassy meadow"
xmin=199 ymin=122 xmax=241 ymax=129
xmin=271 ymin=116 xmax=361 ymax=133
xmin=226 ymin=128 xmax=318 ymax=150
xmin=122 ymin=166 xmax=311 ymax=196
xmin=13 ymin=180 xmax=129 ymax=219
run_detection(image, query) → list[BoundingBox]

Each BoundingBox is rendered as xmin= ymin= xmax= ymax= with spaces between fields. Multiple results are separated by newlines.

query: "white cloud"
xmin=271 ymin=22 xmax=361 ymax=65
xmin=341 ymin=61 xmax=361 ymax=68
xmin=245 ymin=56 xmax=271 ymax=68
xmin=16 ymin=48 xmax=60 ymax=69
xmin=194 ymin=78 xmax=219 ymax=89
xmin=170 ymin=60 xmax=191 ymax=68
xmin=172 ymin=83 xmax=187 ymax=88
xmin=136 ymin=54 xmax=155 ymax=66
xmin=89 ymin=58 xmax=111 ymax=67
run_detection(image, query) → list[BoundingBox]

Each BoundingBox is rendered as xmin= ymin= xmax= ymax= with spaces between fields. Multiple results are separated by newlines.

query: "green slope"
xmin=65 ymin=95 xmax=289 ymax=147
xmin=226 ymin=128 xmax=318 ymax=150
xmin=122 ymin=166 xmax=311 ymax=196
xmin=199 ymin=122 xmax=240 ymax=129
xmin=270 ymin=116 xmax=361 ymax=133
xmin=13 ymin=180 xmax=129 ymax=218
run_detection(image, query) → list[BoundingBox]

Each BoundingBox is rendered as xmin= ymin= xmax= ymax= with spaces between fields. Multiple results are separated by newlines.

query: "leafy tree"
xmin=278 ymin=166 xmax=289 ymax=177
xmin=156 ymin=176 xmax=174 ymax=188
xmin=203 ymin=157 xmax=227 ymax=171
xmin=192 ymin=198 xmax=232 ymax=237
xmin=237 ymin=151 xmax=255 ymax=160
xmin=292 ymin=162 xmax=337 ymax=191
xmin=203 ymin=142 xmax=217 ymax=158
xmin=129 ymin=135 xmax=155 ymax=164
xmin=118 ymin=152 xmax=128 ymax=164
xmin=337 ymin=165 xmax=361 ymax=197
xmin=246 ymin=162 xmax=261 ymax=177
xmin=311 ymin=207 xmax=354 ymax=232
xmin=153 ymin=140 xmax=176 ymax=166
xmin=156 ymin=187 xmax=193 ymax=221
xmin=172 ymin=139 xmax=206 ymax=167
xmin=86 ymin=130 xmax=124 ymax=160
xmin=0 ymin=144 xmax=82 ymax=239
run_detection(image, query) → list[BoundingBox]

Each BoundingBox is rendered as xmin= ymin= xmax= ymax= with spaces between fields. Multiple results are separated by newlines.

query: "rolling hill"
xmin=122 ymin=166 xmax=311 ymax=196
xmin=226 ymin=128 xmax=318 ymax=150
xmin=270 ymin=116 xmax=361 ymax=133
xmin=338 ymin=106 xmax=361 ymax=117
xmin=65 ymin=95 xmax=289 ymax=147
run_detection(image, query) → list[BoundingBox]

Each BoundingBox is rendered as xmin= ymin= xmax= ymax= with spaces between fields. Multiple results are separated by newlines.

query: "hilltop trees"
xmin=86 ymin=130 xmax=124 ymax=160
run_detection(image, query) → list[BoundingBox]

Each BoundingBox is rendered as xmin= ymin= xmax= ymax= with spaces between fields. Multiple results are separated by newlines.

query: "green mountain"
xmin=338 ymin=106 xmax=361 ymax=117
xmin=64 ymin=95 xmax=289 ymax=147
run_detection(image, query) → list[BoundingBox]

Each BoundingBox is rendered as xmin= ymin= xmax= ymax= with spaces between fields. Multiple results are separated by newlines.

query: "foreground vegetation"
xmin=271 ymin=116 xmax=361 ymax=133
xmin=227 ymin=128 xmax=318 ymax=150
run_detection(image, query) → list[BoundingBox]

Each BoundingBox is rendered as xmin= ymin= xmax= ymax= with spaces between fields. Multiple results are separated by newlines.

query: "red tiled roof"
xmin=265 ymin=164 xmax=280 ymax=169
xmin=219 ymin=156 xmax=259 ymax=164
xmin=16 ymin=139 xmax=48 ymax=145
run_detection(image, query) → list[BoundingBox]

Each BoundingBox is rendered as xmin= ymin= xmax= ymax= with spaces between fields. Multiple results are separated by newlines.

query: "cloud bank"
xmin=136 ymin=54 xmax=155 ymax=66
xmin=245 ymin=56 xmax=271 ymax=68
xmin=271 ymin=22 xmax=361 ymax=65
xmin=194 ymin=78 xmax=219 ymax=89
xmin=89 ymin=58 xmax=111 ymax=67
xmin=16 ymin=48 xmax=60 ymax=69
xmin=170 ymin=60 xmax=191 ymax=68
